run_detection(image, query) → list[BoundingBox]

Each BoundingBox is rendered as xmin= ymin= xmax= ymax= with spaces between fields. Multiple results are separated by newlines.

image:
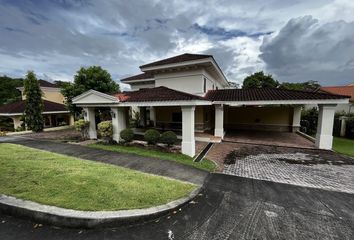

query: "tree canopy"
xmin=0 ymin=76 xmax=23 ymax=105
xmin=242 ymin=71 xmax=279 ymax=89
xmin=23 ymin=71 xmax=44 ymax=132
xmin=279 ymin=80 xmax=321 ymax=91
xmin=61 ymin=66 xmax=119 ymax=114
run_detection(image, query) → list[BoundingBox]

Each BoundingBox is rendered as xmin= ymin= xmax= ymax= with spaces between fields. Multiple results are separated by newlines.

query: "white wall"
xmin=154 ymin=68 xmax=223 ymax=95
xmin=305 ymin=103 xmax=353 ymax=114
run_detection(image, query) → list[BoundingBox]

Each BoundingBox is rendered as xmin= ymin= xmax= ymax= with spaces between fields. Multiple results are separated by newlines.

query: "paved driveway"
xmin=0 ymin=174 xmax=353 ymax=239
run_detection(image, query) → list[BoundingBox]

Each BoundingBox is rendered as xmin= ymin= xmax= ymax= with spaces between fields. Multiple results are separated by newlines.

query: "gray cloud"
xmin=260 ymin=16 xmax=354 ymax=85
xmin=0 ymin=0 xmax=353 ymax=86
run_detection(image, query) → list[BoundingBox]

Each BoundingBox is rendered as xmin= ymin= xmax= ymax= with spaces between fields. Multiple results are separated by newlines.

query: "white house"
xmin=72 ymin=53 xmax=350 ymax=157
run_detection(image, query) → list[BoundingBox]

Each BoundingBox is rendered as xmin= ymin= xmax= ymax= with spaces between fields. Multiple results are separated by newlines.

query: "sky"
xmin=0 ymin=0 xmax=354 ymax=88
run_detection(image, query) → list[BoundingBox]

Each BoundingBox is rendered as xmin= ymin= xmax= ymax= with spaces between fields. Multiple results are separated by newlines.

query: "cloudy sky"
xmin=1 ymin=0 xmax=354 ymax=87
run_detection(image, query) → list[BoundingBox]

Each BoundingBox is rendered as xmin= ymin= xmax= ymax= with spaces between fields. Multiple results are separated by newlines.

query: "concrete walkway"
xmin=0 ymin=174 xmax=353 ymax=239
xmin=2 ymin=137 xmax=208 ymax=185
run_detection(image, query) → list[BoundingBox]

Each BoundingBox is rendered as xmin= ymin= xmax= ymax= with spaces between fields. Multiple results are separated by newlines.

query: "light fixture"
xmin=110 ymin=110 xmax=116 ymax=118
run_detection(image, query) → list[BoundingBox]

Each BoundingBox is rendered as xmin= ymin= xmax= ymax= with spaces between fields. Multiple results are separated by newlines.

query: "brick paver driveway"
xmin=215 ymin=143 xmax=354 ymax=193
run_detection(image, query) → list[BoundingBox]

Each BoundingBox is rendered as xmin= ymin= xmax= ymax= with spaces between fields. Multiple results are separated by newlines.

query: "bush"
xmin=144 ymin=129 xmax=160 ymax=145
xmin=160 ymin=131 xmax=177 ymax=147
xmin=97 ymin=121 xmax=113 ymax=142
xmin=0 ymin=131 xmax=6 ymax=137
xmin=120 ymin=128 xmax=134 ymax=143
xmin=301 ymin=107 xmax=318 ymax=135
xmin=74 ymin=119 xmax=90 ymax=139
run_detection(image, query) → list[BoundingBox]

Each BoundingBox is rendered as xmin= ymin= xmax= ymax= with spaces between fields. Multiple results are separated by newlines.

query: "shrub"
xmin=74 ymin=119 xmax=90 ymax=139
xmin=120 ymin=128 xmax=134 ymax=143
xmin=160 ymin=131 xmax=177 ymax=147
xmin=97 ymin=121 xmax=113 ymax=142
xmin=144 ymin=129 xmax=160 ymax=145
xmin=0 ymin=131 xmax=6 ymax=137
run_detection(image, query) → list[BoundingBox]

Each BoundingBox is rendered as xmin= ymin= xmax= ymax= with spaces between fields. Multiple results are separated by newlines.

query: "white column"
xmin=111 ymin=107 xmax=127 ymax=142
xmin=69 ymin=115 xmax=75 ymax=126
xmin=292 ymin=106 xmax=302 ymax=132
xmin=149 ymin=106 xmax=156 ymax=126
xmin=214 ymin=104 xmax=224 ymax=138
xmin=83 ymin=107 xmax=97 ymax=139
xmin=339 ymin=116 xmax=347 ymax=137
xmin=181 ymin=106 xmax=195 ymax=157
xmin=315 ymin=104 xmax=336 ymax=150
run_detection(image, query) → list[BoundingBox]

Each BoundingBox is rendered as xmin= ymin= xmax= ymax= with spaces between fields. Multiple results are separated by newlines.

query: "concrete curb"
xmin=0 ymin=187 xmax=202 ymax=229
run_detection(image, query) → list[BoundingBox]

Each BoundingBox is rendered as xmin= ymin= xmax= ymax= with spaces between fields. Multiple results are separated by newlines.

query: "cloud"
xmin=0 ymin=0 xmax=353 ymax=86
xmin=260 ymin=16 xmax=354 ymax=85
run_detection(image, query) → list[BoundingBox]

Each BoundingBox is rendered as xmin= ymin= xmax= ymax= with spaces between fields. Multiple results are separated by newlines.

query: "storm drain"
xmin=194 ymin=142 xmax=213 ymax=162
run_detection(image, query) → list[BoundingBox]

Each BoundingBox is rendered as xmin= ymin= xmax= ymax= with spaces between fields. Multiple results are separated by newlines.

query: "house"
xmin=72 ymin=53 xmax=350 ymax=156
xmin=320 ymin=85 xmax=354 ymax=114
xmin=0 ymin=80 xmax=73 ymax=130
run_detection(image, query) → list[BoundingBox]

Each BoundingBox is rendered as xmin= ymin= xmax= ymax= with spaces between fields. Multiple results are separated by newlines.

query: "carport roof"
xmin=205 ymin=88 xmax=350 ymax=102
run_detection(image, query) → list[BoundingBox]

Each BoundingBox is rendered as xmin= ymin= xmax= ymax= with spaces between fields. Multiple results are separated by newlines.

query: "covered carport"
xmin=206 ymin=88 xmax=350 ymax=150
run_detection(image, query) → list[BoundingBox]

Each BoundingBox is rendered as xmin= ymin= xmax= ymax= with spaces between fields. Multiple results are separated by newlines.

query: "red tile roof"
xmin=114 ymin=86 xmax=205 ymax=102
xmin=205 ymin=88 xmax=350 ymax=102
xmin=320 ymin=86 xmax=354 ymax=101
xmin=0 ymin=100 xmax=68 ymax=114
xmin=140 ymin=53 xmax=212 ymax=69
xmin=120 ymin=72 xmax=154 ymax=82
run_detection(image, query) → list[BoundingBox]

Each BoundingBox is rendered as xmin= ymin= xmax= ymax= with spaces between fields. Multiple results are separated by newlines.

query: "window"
xmin=172 ymin=112 xmax=182 ymax=122
xmin=203 ymin=78 xmax=206 ymax=93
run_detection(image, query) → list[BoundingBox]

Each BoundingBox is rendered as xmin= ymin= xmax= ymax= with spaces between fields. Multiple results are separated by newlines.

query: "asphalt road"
xmin=1 ymin=174 xmax=353 ymax=240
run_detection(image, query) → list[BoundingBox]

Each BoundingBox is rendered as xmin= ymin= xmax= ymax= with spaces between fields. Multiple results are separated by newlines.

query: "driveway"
xmin=0 ymin=174 xmax=353 ymax=239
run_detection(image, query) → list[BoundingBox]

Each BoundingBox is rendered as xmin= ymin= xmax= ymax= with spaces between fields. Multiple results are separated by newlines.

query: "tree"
xmin=242 ymin=71 xmax=279 ymax=89
xmin=279 ymin=80 xmax=320 ymax=91
xmin=61 ymin=66 xmax=119 ymax=115
xmin=23 ymin=71 xmax=44 ymax=132
xmin=0 ymin=75 xmax=23 ymax=105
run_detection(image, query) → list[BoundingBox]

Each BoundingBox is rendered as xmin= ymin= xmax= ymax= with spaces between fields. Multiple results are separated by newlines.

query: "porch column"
xmin=315 ymin=104 xmax=336 ymax=150
xmin=292 ymin=106 xmax=302 ymax=132
xmin=181 ymin=106 xmax=195 ymax=157
xmin=214 ymin=104 xmax=224 ymax=138
xmin=339 ymin=116 xmax=348 ymax=137
xmin=83 ymin=107 xmax=97 ymax=139
xmin=11 ymin=116 xmax=23 ymax=130
xmin=69 ymin=115 xmax=75 ymax=126
xmin=111 ymin=107 xmax=127 ymax=142
xmin=149 ymin=106 xmax=156 ymax=126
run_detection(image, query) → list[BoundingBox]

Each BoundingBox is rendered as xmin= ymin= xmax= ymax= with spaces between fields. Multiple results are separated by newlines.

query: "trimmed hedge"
xmin=74 ymin=119 xmax=89 ymax=139
xmin=144 ymin=129 xmax=160 ymax=145
xmin=97 ymin=121 xmax=113 ymax=141
xmin=160 ymin=131 xmax=177 ymax=147
xmin=120 ymin=128 xmax=134 ymax=143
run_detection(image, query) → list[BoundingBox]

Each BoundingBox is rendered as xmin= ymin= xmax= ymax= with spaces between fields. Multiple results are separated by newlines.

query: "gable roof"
xmin=205 ymin=88 xmax=350 ymax=102
xmin=140 ymin=53 xmax=212 ymax=69
xmin=114 ymin=86 xmax=205 ymax=102
xmin=320 ymin=86 xmax=354 ymax=101
xmin=120 ymin=72 xmax=154 ymax=82
xmin=38 ymin=80 xmax=58 ymax=88
xmin=0 ymin=100 xmax=68 ymax=115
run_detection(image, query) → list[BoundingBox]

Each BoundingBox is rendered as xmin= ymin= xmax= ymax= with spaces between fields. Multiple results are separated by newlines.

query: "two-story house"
xmin=72 ymin=53 xmax=350 ymax=157
xmin=0 ymin=80 xmax=73 ymax=130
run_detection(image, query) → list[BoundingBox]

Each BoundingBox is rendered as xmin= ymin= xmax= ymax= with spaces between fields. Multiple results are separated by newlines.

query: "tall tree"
xmin=61 ymin=66 xmax=119 ymax=114
xmin=242 ymin=71 xmax=279 ymax=89
xmin=0 ymin=76 xmax=23 ymax=105
xmin=279 ymin=80 xmax=321 ymax=91
xmin=23 ymin=71 xmax=44 ymax=132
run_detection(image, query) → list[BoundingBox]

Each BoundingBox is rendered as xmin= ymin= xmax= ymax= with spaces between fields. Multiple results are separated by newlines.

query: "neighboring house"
xmin=0 ymin=80 xmax=73 ymax=130
xmin=320 ymin=85 xmax=354 ymax=114
xmin=72 ymin=53 xmax=350 ymax=156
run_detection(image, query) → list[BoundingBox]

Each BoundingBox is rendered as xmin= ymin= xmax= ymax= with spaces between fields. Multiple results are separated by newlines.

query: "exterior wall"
xmin=21 ymin=87 xmax=65 ymax=104
xmin=225 ymin=106 xmax=293 ymax=132
xmin=154 ymin=106 xmax=211 ymax=131
xmin=154 ymin=68 xmax=224 ymax=95
xmin=130 ymin=81 xmax=155 ymax=91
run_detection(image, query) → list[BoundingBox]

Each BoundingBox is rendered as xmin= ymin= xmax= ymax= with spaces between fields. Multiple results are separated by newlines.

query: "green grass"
xmin=0 ymin=143 xmax=196 ymax=211
xmin=88 ymin=143 xmax=216 ymax=172
xmin=333 ymin=137 xmax=354 ymax=158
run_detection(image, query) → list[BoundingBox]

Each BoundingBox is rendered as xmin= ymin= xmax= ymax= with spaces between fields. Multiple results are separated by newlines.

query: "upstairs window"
xmin=203 ymin=78 xmax=206 ymax=93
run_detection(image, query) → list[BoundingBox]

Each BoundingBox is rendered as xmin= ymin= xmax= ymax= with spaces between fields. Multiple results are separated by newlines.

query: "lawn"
xmin=333 ymin=137 xmax=354 ymax=158
xmin=88 ymin=143 xmax=216 ymax=171
xmin=0 ymin=143 xmax=196 ymax=211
